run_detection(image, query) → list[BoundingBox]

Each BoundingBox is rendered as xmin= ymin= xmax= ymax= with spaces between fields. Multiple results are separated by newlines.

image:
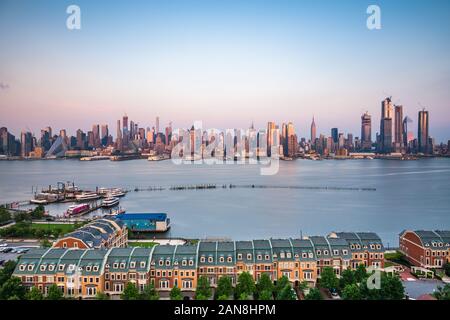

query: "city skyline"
xmin=1 ymin=0 xmax=450 ymax=141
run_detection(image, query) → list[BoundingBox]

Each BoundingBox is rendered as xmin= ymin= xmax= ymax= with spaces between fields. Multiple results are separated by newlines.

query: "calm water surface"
xmin=1 ymin=158 xmax=449 ymax=246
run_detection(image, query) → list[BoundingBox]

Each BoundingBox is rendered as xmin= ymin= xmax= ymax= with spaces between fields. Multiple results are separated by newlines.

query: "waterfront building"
xmin=115 ymin=213 xmax=171 ymax=233
xmin=380 ymin=118 xmax=392 ymax=153
xmin=267 ymin=122 xmax=276 ymax=156
xmin=418 ymin=109 xmax=430 ymax=154
xmin=20 ymin=131 xmax=33 ymax=157
xmin=328 ymin=232 xmax=385 ymax=269
xmin=14 ymin=232 xmax=385 ymax=298
xmin=0 ymin=127 xmax=18 ymax=156
xmin=361 ymin=112 xmax=372 ymax=151
xmin=101 ymin=125 xmax=109 ymax=146
xmin=331 ymin=128 xmax=338 ymax=144
xmin=399 ymin=230 xmax=450 ymax=269
xmin=310 ymin=117 xmax=316 ymax=143
xmin=53 ymin=217 xmax=128 ymax=249
xmin=394 ymin=105 xmax=404 ymax=151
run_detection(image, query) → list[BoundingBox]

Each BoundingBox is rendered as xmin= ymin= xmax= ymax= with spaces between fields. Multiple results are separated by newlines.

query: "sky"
xmin=0 ymin=0 xmax=449 ymax=142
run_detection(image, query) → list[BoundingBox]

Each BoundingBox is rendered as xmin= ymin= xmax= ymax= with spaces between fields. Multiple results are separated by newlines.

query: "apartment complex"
xmin=399 ymin=230 xmax=450 ymax=269
xmin=52 ymin=217 xmax=128 ymax=249
xmin=13 ymin=232 xmax=384 ymax=299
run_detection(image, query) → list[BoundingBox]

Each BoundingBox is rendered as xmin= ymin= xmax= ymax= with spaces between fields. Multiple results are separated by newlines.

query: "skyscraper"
xmin=267 ymin=121 xmax=276 ymax=156
xmin=92 ymin=124 xmax=100 ymax=148
xmin=380 ymin=97 xmax=393 ymax=153
xmin=418 ymin=109 xmax=429 ymax=154
xmin=331 ymin=128 xmax=338 ymax=144
xmin=156 ymin=116 xmax=160 ymax=134
xmin=21 ymin=131 xmax=33 ymax=157
xmin=101 ymin=125 xmax=109 ymax=146
xmin=361 ymin=112 xmax=372 ymax=151
xmin=394 ymin=105 xmax=404 ymax=151
xmin=311 ymin=117 xmax=316 ymax=143
xmin=116 ymin=120 xmax=123 ymax=151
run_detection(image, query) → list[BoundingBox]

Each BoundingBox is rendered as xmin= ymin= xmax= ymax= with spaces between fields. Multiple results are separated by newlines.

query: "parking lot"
xmin=0 ymin=240 xmax=40 ymax=267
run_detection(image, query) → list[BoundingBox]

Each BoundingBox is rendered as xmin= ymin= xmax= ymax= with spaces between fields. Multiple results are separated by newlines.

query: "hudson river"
xmin=1 ymin=158 xmax=450 ymax=246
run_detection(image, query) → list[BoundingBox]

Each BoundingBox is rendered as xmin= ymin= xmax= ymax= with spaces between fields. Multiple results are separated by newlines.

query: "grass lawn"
xmin=30 ymin=223 xmax=77 ymax=233
xmin=128 ymin=241 xmax=159 ymax=248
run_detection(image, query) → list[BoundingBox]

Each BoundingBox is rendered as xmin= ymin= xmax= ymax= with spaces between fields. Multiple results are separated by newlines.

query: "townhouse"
xmin=53 ymin=217 xmax=128 ymax=249
xmin=13 ymin=232 xmax=386 ymax=298
xmin=399 ymin=230 xmax=450 ymax=269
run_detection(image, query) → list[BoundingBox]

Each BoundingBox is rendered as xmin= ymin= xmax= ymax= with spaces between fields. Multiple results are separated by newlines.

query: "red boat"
xmin=65 ymin=203 xmax=90 ymax=217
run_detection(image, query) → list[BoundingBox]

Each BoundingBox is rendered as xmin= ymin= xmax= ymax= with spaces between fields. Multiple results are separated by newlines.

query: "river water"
xmin=1 ymin=158 xmax=449 ymax=246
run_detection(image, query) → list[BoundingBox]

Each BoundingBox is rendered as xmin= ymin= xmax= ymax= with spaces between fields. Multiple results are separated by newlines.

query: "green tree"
xmin=433 ymin=284 xmax=450 ymax=300
xmin=0 ymin=260 xmax=17 ymax=287
xmin=339 ymin=268 xmax=356 ymax=290
xmin=258 ymin=290 xmax=273 ymax=300
xmin=360 ymin=272 xmax=404 ymax=300
xmin=47 ymin=284 xmax=64 ymax=300
xmin=238 ymin=292 xmax=249 ymax=300
xmin=0 ymin=277 xmax=26 ymax=300
xmin=140 ymin=283 xmax=159 ymax=300
xmin=354 ymin=264 xmax=367 ymax=283
xmin=342 ymin=284 xmax=362 ymax=300
xmin=217 ymin=294 xmax=229 ymax=300
xmin=319 ymin=267 xmax=339 ymax=290
xmin=444 ymin=263 xmax=450 ymax=277
xmin=277 ymin=284 xmax=297 ymax=300
xmin=256 ymin=273 xmax=274 ymax=299
xmin=196 ymin=293 xmax=207 ymax=300
xmin=26 ymin=286 xmax=44 ymax=300
xmin=274 ymin=275 xmax=290 ymax=299
xmin=216 ymin=276 xmax=233 ymax=299
xmin=304 ymin=288 xmax=322 ymax=300
xmin=95 ymin=292 xmax=110 ymax=300
xmin=0 ymin=207 xmax=11 ymax=224
xmin=235 ymin=272 xmax=255 ymax=299
xmin=121 ymin=282 xmax=140 ymax=300
xmin=40 ymin=239 xmax=52 ymax=248
xmin=196 ymin=276 xmax=212 ymax=300
xmin=170 ymin=286 xmax=183 ymax=300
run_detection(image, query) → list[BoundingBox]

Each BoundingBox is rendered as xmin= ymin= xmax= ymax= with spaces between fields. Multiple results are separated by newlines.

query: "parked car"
xmin=0 ymin=243 xmax=8 ymax=247
xmin=2 ymin=248 xmax=13 ymax=253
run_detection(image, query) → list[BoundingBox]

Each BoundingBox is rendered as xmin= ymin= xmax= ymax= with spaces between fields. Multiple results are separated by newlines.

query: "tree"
xmin=26 ymin=286 xmax=44 ymax=300
xmin=354 ymin=264 xmax=367 ymax=283
xmin=47 ymin=284 xmax=64 ymax=300
xmin=305 ymin=288 xmax=322 ymax=300
xmin=339 ymin=268 xmax=356 ymax=290
xmin=217 ymin=294 xmax=229 ymax=300
xmin=196 ymin=294 xmax=207 ymax=300
xmin=256 ymin=273 xmax=274 ymax=299
xmin=0 ymin=207 xmax=11 ymax=224
xmin=342 ymin=284 xmax=362 ymax=300
xmin=0 ymin=260 xmax=17 ymax=287
xmin=359 ymin=272 xmax=404 ymax=300
xmin=274 ymin=275 xmax=289 ymax=297
xmin=0 ymin=277 xmax=26 ymax=300
xmin=235 ymin=272 xmax=255 ymax=299
xmin=196 ymin=276 xmax=211 ymax=300
xmin=40 ymin=239 xmax=52 ymax=248
xmin=433 ymin=284 xmax=450 ymax=300
xmin=170 ymin=286 xmax=183 ymax=300
xmin=258 ymin=290 xmax=273 ymax=300
xmin=216 ymin=276 xmax=233 ymax=299
xmin=121 ymin=282 xmax=140 ymax=300
xmin=96 ymin=292 xmax=110 ymax=300
xmin=238 ymin=292 xmax=249 ymax=300
xmin=277 ymin=284 xmax=297 ymax=300
xmin=444 ymin=263 xmax=450 ymax=277
xmin=319 ymin=267 xmax=339 ymax=290
xmin=140 ymin=283 xmax=159 ymax=300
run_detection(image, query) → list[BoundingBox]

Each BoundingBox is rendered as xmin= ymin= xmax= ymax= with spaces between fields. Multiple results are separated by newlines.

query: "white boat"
xmin=75 ymin=192 xmax=100 ymax=202
xmin=65 ymin=203 xmax=90 ymax=216
xmin=108 ymin=189 xmax=126 ymax=197
xmin=30 ymin=193 xmax=59 ymax=204
xmin=102 ymin=197 xmax=120 ymax=208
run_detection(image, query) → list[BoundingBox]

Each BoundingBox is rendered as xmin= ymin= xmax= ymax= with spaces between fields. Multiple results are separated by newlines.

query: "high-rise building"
xmin=101 ymin=125 xmax=109 ymax=146
xmin=394 ymin=105 xmax=404 ymax=151
xmin=311 ymin=117 xmax=316 ymax=143
xmin=0 ymin=127 xmax=17 ymax=156
xmin=92 ymin=124 xmax=100 ymax=148
xmin=418 ymin=109 xmax=429 ymax=154
xmin=285 ymin=122 xmax=296 ymax=157
xmin=156 ymin=116 xmax=160 ymax=134
xmin=116 ymin=120 xmax=123 ymax=151
xmin=380 ymin=118 xmax=393 ymax=153
xmin=331 ymin=128 xmax=338 ymax=144
xmin=267 ymin=122 xmax=276 ymax=156
xmin=361 ymin=112 xmax=372 ymax=151
xmin=381 ymin=97 xmax=394 ymax=119
xmin=21 ymin=131 xmax=33 ymax=157
xmin=76 ymin=129 xmax=86 ymax=150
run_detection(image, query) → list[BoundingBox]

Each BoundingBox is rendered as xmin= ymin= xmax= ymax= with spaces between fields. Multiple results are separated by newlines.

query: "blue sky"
xmin=0 ymin=0 xmax=449 ymax=142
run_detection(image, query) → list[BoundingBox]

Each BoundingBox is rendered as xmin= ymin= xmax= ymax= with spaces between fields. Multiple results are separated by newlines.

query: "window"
xmin=286 ymin=252 xmax=292 ymax=259
xmin=237 ymin=254 xmax=242 ymax=260
xmin=280 ymin=252 xmax=285 ymax=258
xmin=160 ymin=280 xmax=169 ymax=289
xmin=159 ymin=260 xmax=164 ymax=266
xmin=140 ymin=261 xmax=146 ymax=268
xmin=189 ymin=260 xmax=194 ymax=266
xmin=19 ymin=264 xmax=26 ymax=271
xmin=120 ymin=263 xmax=126 ymax=269
xmin=48 ymin=265 xmax=55 ymax=271
xmin=265 ymin=255 xmax=270 ymax=260
xmin=316 ymin=250 xmax=321 ymax=255
xmin=200 ymin=256 xmax=206 ymax=263
xmin=182 ymin=260 xmax=187 ymax=266
xmin=63 ymin=242 xmax=67 ymax=248
xmin=342 ymin=250 xmax=348 ymax=255
xmin=324 ymin=250 xmax=329 ymax=255
xmin=93 ymin=265 xmax=99 ymax=272
xmin=165 ymin=260 xmax=171 ymax=266
xmin=113 ymin=263 xmax=119 ymax=269
xmin=219 ymin=257 xmax=225 ymax=263
xmin=58 ymin=264 xmax=65 ymax=271
xmin=247 ymin=254 xmax=252 ymax=260
xmin=40 ymin=265 xmax=46 ymax=271
xmin=333 ymin=250 xmax=339 ymax=255
xmin=86 ymin=266 xmax=91 ymax=272
xmin=208 ymin=257 xmax=213 ymax=263
xmin=257 ymin=255 xmax=262 ymax=260
xmin=130 ymin=261 xmax=136 ymax=268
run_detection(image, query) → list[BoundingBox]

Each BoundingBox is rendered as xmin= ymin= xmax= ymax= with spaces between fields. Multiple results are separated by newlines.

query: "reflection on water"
xmin=1 ymin=158 xmax=450 ymax=246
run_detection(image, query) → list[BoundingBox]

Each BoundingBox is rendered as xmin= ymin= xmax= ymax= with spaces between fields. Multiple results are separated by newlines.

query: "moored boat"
xmin=75 ymin=192 xmax=100 ymax=202
xmin=101 ymin=197 xmax=119 ymax=208
xmin=65 ymin=203 xmax=90 ymax=217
